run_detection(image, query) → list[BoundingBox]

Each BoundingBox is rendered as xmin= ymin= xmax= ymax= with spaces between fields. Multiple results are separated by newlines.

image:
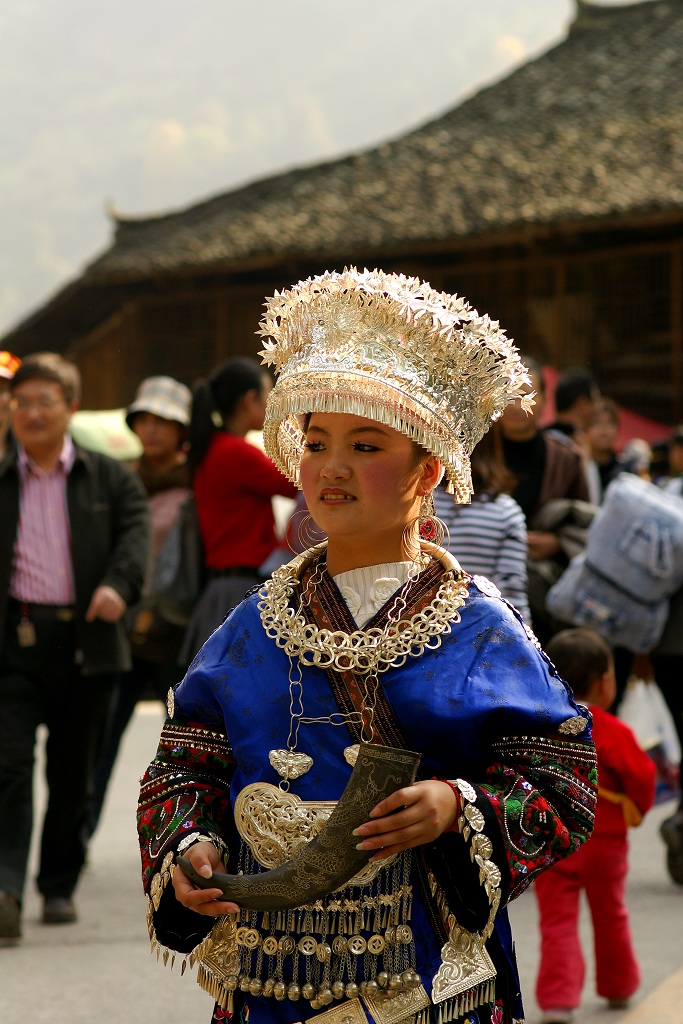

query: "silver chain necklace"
xmin=260 ymin=543 xmax=468 ymax=784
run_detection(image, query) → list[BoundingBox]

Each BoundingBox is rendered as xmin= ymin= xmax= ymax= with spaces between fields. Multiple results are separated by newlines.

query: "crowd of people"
xmin=0 ymin=274 xmax=680 ymax=1024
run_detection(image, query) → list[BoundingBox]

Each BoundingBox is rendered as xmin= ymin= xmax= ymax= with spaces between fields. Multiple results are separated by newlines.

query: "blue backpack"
xmin=547 ymin=474 xmax=683 ymax=652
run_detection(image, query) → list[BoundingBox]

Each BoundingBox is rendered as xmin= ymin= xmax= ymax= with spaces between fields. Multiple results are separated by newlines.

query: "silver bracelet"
xmin=176 ymin=831 xmax=229 ymax=863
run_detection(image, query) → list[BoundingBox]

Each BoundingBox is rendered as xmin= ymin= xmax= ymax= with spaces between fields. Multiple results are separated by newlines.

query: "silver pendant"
xmin=268 ymin=748 xmax=314 ymax=780
xmin=234 ymin=781 xmax=395 ymax=886
xmin=344 ymin=744 xmax=360 ymax=766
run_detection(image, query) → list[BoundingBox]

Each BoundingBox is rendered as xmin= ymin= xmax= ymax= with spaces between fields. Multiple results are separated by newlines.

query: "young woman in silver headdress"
xmin=138 ymin=269 xmax=596 ymax=1024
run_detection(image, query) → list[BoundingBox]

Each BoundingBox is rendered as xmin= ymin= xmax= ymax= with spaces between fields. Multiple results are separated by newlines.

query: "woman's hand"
xmin=353 ymin=780 xmax=459 ymax=859
xmin=171 ymin=841 xmax=240 ymax=917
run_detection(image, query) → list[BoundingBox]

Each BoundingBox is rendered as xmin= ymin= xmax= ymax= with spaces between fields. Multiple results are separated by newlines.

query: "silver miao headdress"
xmin=259 ymin=267 xmax=533 ymax=503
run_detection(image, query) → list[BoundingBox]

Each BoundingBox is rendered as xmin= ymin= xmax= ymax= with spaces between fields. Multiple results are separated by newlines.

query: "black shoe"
xmin=0 ymin=890 xmax=21 ymax=945
xmin=660 ymin=814 xmax=683 ymax=886
xmin=42 ymin=896 xmax=77 ymax=925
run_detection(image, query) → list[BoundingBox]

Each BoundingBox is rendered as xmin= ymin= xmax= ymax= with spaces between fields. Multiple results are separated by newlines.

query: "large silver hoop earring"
xmin=288 ymin=509 xmax=326 ymax=554
xmin=401 ymin=518 xmax=421 ymax=564
xmin=418 ymin=493 xmax=450 ymax=550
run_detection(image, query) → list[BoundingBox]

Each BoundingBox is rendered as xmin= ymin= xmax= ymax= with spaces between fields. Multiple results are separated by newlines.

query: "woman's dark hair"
xmin=470 ymin=422 xmax=515 ymax=499
xmin=188 ymin=357 xmax=267 ymax=469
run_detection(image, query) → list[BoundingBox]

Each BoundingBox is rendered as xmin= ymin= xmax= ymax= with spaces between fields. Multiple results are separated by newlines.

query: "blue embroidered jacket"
xmin=139 ymin=574 xmax=597 ymax=1024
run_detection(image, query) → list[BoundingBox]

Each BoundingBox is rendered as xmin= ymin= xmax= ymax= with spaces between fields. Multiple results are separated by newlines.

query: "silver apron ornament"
xmin=178 ymin=742 xmax=420 ymax=911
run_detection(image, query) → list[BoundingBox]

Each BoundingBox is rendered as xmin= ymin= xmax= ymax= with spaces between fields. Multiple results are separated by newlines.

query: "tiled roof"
xmin=88 ymin=0 xmax=683 ymax=280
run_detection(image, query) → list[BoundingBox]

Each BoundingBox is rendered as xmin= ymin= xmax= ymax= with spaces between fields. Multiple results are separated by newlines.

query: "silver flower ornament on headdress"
xmin=259 ymin=267 xmax=534 ymax=503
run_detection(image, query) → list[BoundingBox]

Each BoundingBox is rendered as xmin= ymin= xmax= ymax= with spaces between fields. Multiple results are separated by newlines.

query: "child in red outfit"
xmin=534 ymin=628 xmax=656 ymax=1024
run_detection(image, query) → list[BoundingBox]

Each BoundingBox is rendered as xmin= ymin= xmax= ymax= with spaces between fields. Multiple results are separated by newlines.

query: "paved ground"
xmin=508 ymin=792 xmax=683 ymax=1024
xmin=1 ymin=703 xmax=681 ymax=1024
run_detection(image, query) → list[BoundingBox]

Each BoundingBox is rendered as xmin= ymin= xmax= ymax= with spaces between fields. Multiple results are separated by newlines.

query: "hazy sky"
xmin=3 ymin=0 xmax=638 ymax=335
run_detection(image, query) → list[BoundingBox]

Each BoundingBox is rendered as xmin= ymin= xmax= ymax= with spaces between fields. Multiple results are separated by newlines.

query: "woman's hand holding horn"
xmin=172 ymin=840 xmax=241 ymax=917
xmin=353 ymin=780 xmax=460 ymax=859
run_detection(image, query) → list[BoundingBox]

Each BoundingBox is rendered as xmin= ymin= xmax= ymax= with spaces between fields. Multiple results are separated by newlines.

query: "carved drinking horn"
xmin=177 ymin=742 xmax=420 ymax=911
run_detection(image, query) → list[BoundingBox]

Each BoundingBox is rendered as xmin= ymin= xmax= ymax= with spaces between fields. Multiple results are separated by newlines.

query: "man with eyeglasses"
xmin=0 ymin=353 xmax=150 ymax=944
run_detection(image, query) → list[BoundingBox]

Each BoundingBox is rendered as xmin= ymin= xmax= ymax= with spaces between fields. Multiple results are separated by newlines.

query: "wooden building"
xmin=4 ymin=0 xmax=683 ymax=421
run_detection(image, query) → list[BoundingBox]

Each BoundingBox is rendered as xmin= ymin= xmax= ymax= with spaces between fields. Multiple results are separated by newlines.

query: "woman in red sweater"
xmin=183 ymin=357 xmax=298 ymax=659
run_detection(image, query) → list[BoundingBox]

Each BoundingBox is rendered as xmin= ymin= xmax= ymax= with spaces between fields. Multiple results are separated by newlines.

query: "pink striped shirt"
xmin=10 ymin=436 xmax=77 ymax=604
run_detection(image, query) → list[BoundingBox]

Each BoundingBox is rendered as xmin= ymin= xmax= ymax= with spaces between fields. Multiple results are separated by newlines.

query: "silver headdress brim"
xmin=263 ymin=370 xmax=473 ymax=504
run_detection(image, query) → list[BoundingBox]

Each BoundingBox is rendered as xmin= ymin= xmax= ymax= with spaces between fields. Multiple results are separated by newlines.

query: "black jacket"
xmin=0 ymin=442 xmax=150 ymax=675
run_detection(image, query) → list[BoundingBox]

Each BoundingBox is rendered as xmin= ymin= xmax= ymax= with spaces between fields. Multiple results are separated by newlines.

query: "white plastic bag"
xmin=618 ymin=678 xmax=681 ymax=803
xmin=618 ymin=678 xmax=681 ymax=763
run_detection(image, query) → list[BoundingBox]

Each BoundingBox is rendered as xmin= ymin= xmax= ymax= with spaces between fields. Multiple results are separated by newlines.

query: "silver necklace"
xmin=262 ymin=543 xmax=468 ymax=785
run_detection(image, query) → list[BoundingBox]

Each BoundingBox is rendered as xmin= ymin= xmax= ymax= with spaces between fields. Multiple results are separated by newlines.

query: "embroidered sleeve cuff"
xmin=146 ymin=830 xmax=229 ymax=961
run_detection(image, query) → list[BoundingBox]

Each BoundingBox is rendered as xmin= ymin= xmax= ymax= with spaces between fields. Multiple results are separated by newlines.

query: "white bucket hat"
xmin=126 ymin=376 xmax=192 ymax=429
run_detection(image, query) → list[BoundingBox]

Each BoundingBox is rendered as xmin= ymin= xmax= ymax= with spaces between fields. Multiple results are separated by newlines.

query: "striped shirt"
xmin=434 ymin=488 xmax=530 ymax=622
xmin=10 ymin=436 xmax=76 ymax=604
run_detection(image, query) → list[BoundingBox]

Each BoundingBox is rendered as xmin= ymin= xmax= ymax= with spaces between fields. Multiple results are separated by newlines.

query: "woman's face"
xmin=299 ymin=413 xmax=439 ymax=566
xmin=133 ymin=412 xmax=184 ymax=462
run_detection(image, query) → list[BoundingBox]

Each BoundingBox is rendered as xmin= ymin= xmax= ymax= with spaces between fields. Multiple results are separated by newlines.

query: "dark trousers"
xmin=0 ymin=604 xmax=116 ymax=903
